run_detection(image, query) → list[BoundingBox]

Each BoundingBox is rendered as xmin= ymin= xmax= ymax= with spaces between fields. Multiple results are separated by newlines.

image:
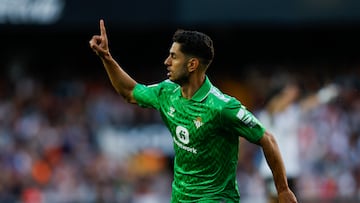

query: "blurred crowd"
xmin=0 ymin=65 xmax=359 ymax=203
xmin=0 ymin=75 xmax=171 ymax=203
xmin=234 ymin=67 xmax=360 ymax=203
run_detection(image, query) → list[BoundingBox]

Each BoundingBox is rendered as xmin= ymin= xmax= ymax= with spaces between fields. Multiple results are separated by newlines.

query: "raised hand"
xmin=89 ymin=19 xmax=110 ymax=58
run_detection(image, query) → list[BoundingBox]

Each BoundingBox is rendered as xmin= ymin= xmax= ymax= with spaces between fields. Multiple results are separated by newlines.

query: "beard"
xmin=168 ymin=64 xmax=189 ymax=85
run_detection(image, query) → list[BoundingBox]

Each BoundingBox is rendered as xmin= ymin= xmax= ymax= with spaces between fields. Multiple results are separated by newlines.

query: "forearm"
xmin=101 ymin=54 xmax=137 ymax=103
xmin=89 ymin=19 xmax=138 ymax=104
xmin=260 ymin=131 xmax=289 ymax=193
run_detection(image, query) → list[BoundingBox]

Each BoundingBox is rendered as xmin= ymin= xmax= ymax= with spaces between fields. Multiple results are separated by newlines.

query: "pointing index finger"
xmin=100 ymin=19 xmax=107 ymax=38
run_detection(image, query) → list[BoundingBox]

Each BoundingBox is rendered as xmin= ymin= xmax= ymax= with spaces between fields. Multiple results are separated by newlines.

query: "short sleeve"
xmin=133 ymin=83 xmax=161 ymax=109
xmin=221 ymin=99 xmax=265 ymax=143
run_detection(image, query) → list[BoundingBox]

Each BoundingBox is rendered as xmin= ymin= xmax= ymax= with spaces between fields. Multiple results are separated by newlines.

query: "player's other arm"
xmin=258 ymin=131 xmax=298 ymax=203
xmin=89 ymin=19 xmax=137 ymax=104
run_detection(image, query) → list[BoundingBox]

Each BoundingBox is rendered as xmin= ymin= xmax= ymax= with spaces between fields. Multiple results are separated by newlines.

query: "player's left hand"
xmin=278 ymin=188 xmax=298 ymax=203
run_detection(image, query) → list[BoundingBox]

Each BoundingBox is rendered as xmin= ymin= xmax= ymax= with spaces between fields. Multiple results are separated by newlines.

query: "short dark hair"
xmin=172 ymin=29 xmax=214 ymax=68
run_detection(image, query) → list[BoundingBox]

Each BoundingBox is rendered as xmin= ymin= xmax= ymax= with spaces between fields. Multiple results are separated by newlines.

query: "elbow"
xmin=111 ymin=82 xmax=137 ymax=104
xmin=266 ymin=131 xmax=277 ymax=144
xmin=124 ymin=95 xmax=137 ymax=104
xmin=259 ymin=130 xmax=278 ymax=148
xmin=117 ymin=89 xmax=137 ymax=104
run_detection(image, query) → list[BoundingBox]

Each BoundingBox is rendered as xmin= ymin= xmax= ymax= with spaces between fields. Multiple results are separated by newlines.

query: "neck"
xmin=181 ymin=74 xmax=206 ymax=99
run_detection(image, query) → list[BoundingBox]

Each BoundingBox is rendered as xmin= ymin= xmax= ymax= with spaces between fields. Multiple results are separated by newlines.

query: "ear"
xmin=187 ymin=58 xmax=199 ymax=72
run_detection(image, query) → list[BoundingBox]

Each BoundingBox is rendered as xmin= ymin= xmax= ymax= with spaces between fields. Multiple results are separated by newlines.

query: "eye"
xmin=170 ymin=53 xmax=176 ymax=59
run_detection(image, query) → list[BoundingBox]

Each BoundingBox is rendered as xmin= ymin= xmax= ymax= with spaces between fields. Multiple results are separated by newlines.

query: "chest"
xmin=160 ymin=97 xmax=219 ymax=143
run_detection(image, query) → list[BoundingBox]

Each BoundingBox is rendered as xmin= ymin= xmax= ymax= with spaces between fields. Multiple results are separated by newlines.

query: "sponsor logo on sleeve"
xmin=236 ymin=108 xmax=257 ymax=128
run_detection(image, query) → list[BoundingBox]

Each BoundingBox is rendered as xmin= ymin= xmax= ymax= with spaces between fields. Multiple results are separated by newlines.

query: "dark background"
xmin=1 ymin=0 xmax=360 ymax=81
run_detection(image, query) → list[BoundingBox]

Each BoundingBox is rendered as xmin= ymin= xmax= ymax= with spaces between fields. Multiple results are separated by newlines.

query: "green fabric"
xmin=133 ymin=76 xmax=265 ymax=202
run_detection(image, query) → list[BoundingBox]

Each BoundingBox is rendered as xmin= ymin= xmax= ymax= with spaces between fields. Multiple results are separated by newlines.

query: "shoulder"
xmin=137 ymin=79 xmax=179 ymax=92
xmin=207 ymin=86 xmax=241 ymax=108
xmin=160 ymin=79 xmax=179 ymax=89
xmin=150 ymin=79 xmax=179 ymax=90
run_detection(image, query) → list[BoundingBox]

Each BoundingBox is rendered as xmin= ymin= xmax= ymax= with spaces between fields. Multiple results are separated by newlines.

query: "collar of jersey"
xmin=176 ymin=75 xmax=212 ymax=102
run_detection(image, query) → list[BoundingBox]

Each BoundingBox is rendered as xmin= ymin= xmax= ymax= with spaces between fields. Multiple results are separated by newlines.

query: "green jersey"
xmin=133 ymin=76 xmax=265 ymax=202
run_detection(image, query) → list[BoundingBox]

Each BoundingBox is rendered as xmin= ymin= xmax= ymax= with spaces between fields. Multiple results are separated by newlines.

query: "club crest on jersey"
xmin=193 ymin=117 xmax=203 ymax=129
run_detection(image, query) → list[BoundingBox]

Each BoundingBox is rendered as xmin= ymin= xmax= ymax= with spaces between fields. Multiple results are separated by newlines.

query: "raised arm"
xmin=89 ymin=19 xmax=137 ymax=103
xmin=258 ymin=131 xmax=298 ymax=203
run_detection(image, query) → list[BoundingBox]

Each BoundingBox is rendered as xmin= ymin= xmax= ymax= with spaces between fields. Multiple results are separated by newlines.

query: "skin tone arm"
xmin=258 ymin=131 xmax=298 ymax=203
xmin=89 ymin=19 xmax=137 ymax=104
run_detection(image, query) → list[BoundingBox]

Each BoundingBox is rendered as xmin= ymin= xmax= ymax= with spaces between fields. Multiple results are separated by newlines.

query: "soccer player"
xmin=89 ymin=19 xmax=298 ymax=203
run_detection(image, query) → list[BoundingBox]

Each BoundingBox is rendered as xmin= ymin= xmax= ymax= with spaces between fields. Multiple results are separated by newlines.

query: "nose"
xmin=164 ymin=56 xmax=171 ymax=66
